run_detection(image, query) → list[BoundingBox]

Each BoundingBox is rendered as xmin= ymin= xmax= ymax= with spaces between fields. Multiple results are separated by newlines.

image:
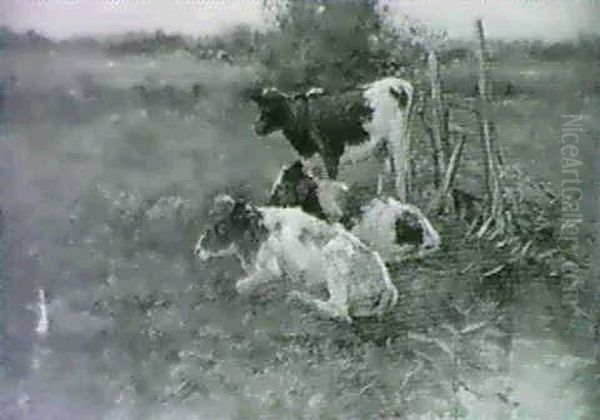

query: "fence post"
xmin=428 ymin=50 xmax=448 ymax=180
xmin=475 ymin=19 xmax=501 ymax=215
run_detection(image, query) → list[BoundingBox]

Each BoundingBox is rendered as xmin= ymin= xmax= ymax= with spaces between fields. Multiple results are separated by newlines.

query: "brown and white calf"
xmin=249 ymin=77 xmax=414 ymax=200
xmin=268 ymin=161 xmax=441 ymax=261
xmin=194 ymin=195 xmax=398 ymax=323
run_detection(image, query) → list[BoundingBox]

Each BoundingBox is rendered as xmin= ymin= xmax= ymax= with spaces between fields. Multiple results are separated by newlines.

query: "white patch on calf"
xmin=230 ymin=207 xmax=397 ymax=321
xmin=194 ymin=234 xmax=237 ymax=261
xmin=236 ymin=207 xmax=329 ymax=294
xmin=344 ymin=77 xmax=413 ymax=199
xmin=317 ymin=179 xmax=349 ymax=222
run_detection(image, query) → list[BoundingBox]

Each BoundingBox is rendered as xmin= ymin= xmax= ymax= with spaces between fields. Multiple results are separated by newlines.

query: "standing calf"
xmin=249 ymin=77 xmax=414 ymax=199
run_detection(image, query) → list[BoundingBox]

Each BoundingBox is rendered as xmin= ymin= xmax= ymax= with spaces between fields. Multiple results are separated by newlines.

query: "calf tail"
xmin=388 ymin=81 xmax=414 ymax=201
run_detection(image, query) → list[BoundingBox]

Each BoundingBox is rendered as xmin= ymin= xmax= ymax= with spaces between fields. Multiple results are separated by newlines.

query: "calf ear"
xmin=389 ymin=86 xmax=410 ymax=108
xmin=246 ymin=77 xmax=270 ymax=102
xmin=289 ymin=159 xmax=307 ymax=175
xmin=231 ymin=201 xmax=252 ymax=223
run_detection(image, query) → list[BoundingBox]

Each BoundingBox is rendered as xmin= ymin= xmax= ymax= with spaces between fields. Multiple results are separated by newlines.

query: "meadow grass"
xmin=1 ymin=49 xmax=597 ymax=419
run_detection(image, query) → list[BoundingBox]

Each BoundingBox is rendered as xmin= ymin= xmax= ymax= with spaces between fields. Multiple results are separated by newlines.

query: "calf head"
xmin=394 ymin=205 xmax=440 ymax=255
xmin=249 ymin=87 xmax=290 ymax=135
xmin=194 ymin=195 xmax=266 ymax=262
xmin=268 ymin=160 xmax=326 ymax=220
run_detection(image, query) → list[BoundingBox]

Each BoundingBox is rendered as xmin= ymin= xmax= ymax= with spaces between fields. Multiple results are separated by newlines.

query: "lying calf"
xmin=194 ymin=194 xmax=398 ymax=323
xmin=268 ymin=160 xmax=348 ymax=223
xmin=268 ymin=161 xmax=441 ymax=261
xmin=350 ymin=197 xmax=441 ymax=262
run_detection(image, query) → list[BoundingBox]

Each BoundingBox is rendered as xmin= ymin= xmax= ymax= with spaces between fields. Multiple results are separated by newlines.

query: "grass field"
xmin=1 ymin=47 xmax=598 ymax=419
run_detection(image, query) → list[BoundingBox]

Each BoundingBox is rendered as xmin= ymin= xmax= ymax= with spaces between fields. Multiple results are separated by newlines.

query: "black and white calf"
xmin=350 ymin=197 xmax=441 ymax=262
xmin=268 ymin=160 xmax=349 ymax=223
xmin=249 ymin=77 xmax=414 ymax=199
xmin=268 ymin=161 xmax=441 ymax=261
xmin=194 ymin=195 xmax=398 ymax=323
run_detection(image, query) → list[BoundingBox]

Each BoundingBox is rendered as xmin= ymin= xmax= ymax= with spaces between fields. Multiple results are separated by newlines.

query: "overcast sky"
xmin=1 ymin=0 xmax=597 ymax=41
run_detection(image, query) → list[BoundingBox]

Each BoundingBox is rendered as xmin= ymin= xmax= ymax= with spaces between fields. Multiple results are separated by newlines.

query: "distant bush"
xmin=0 ymin=26 xmax=53 ymax=50
xmin=107 ymin=30 xmax=192 ymax=55
xmin=497 ymin=37 xmax=600 ymax=62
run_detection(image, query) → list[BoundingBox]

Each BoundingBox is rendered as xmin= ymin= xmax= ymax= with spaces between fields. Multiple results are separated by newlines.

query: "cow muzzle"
xmin=193 ymin=240 xmax=237 ymax=261
xmin=195 ymin=248 xmax=211 ymax=261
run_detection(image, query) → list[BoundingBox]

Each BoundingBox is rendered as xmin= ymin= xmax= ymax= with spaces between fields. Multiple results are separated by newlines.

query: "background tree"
xmin=259 ymin=0 xmax=422 ymax=91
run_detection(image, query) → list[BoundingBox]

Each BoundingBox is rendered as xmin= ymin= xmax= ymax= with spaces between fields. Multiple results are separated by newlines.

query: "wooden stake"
xmin=490 ymin=120 xmax=505 ymax=167
xmin=442 ymin=106 xmax=450 ymax=158
xmin=475 ymin=19 xmax=501 ymax=214
xmin=441 ymin=134 xmax=467 ymax=198
xmin=428 ymin=51 xmax=448 ymax=176
xmin=430 ymin=134 xmax=467 ymax=214
xmin=418 ymin=103 xmax=442 ymax=189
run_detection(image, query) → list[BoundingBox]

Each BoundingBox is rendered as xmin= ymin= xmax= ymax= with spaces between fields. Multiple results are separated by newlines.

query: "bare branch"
xmin=418 ymin=106 xmax=442 ymax=189
xmin=428 ymin=50 xmax=450 ymax=164
xmin=441 ymin=134 xmax=466 ymax=197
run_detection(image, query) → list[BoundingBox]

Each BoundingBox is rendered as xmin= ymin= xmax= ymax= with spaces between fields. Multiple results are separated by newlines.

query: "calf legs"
xmin=377 ymin=159 xmax=395 ymax=196
xmin=287 ymin=238 xmax=354 ymax=323
xmin=235 ymin=248 xmax=282 ymax=296
xmin=374 ymin=138 xmax=396 ymax=197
